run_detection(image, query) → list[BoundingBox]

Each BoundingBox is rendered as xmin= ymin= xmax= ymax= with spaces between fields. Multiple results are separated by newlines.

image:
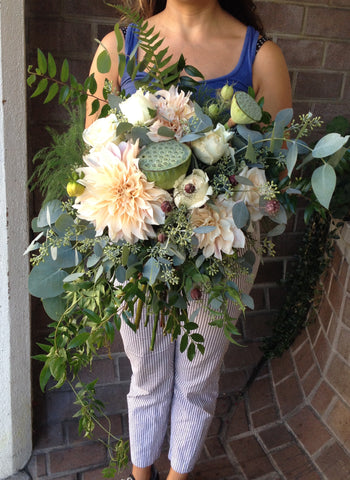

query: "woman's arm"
xmin=252 ymin=41 xmax=292 ymax=119
xmin=85 ymin=30 xmax=121 ymax=128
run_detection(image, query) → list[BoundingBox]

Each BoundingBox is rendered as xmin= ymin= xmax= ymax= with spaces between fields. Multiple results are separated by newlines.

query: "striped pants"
xmin=120 ymin=226 xmax=260 ymax=473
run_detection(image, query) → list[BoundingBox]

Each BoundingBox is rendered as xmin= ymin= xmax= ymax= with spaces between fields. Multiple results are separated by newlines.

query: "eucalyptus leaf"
xmin=37 ymin=199 xmax=64 ymax=227
xmin=28 ymin=260 xmax=67 ymax=298
xmin=267 ymin=223 xmax=286 ymax=237
xmin=274 ymin=108 xmax=294 ymax=127
xmin=189 ymin=103 xmax=213 ymax=133
xmin=286 ymin=141 xmax=298 ymax=178
xmin=312 ymin=133 xmax=349 ymax=159
xmin=63 ymin=272 xmax=84 ymax=282
xmin=117 ymin=122 xmax=133 ymax=136
xmin=23 ymin=231 xmax=44 ymax=255
xmin=97 ymin=49 xmax=112 ymax=74
xmin=244 ymin=137 xmax=257 ymax=163
xmin=241 ymin=293 xmax=254 ymax=310
xmin=157 ymin=126 xmax=175 ymax=138
xmin=115 ymin=265 xmax=126 ymax=283
xmin=42 ymin=295 xmax=67 ymax=320
xmin=54 ymin=213 xmax=75 ymax=235
xmin=232 ymin=201 xmax=250 ymax=229
xmin=131 ymin=126 xmax=152 ymax=145
xmin=53 ymin=245 xmax=82 ymax=268
xmin=87 ymin=254 xmax=101 ymax=268
xmin=180 ymin=133 xmax=204 ymax=143
xmin=107 ymin=93 xmax=123 ymax=109
xmin=143 ymin=257 xmax=160 ymax=285
xmin=235 ymin=175 xmax=254 ymax=186
xmin=193 ymin=226 xmax=216 ymax=234
xmin=311 ymin=163 xmax=336 ymax=209
xmin=236 ymin=125 xmax=263 ymax=144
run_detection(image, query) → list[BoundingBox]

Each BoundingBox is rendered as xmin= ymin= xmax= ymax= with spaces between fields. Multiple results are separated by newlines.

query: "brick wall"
xmin=26 ymin=1 xmax=350 ymax=479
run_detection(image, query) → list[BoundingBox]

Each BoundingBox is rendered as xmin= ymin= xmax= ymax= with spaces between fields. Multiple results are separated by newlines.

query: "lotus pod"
xmin=139 ymin=140 xmax=192 ymax=190
xmin=230 ymin=91 xmax=262 ymax=124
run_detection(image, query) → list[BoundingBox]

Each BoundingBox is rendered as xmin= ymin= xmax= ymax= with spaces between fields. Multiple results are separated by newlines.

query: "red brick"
xmin=343 ymin=296 xmax=350 ymax=328
xmin=325 ymin=42 xmax=350 ymax=71
xmin=268 ymin=286 xmax=288 ymax=310
xmin=255 ymin=259 xmax=283 ymax=283
xmin=27 ymin=454 xmax=47 ymax=478
xmin=64 ymin=1 xmax=118 ymax=17
xmin=65 ymin=414 xmax=124 ymax=444
xmin=251 ymin=405 xmax=280 ymax=429
xmin=79 ymin=358 xmax=116 ymax=385
xmin=257 ymin=3 xmax=305 ymax=35
xmin=33 ymin=422 xmax=64 ymax=449
xmin=275 ymin=374 xmax=304 ymax=416
xmin=259 ymin=424 xmax=293 ymax=451
xmin=278 ymin=39 xmax=324 ymax=68
xmin=219 ymin=370 xmax=247 ymax=394
xmin=118 ymin=355 xmax=132 ymax=381
xmin=229 ymin=435 xmax=275 ymax=478
xmin=248 ymin=376 xmax=273 ymax=412
xmin=316 ymin=441 xmax=350 ymax=478
xmin=318 ymin=296 xmax=333 ymax=332
xmin=272 ymin=444 xmax=320 ymax=479
xmin=337 ymin=327 xmax=350 ymax=363
xmin=313 ymin=328 xmax=332 ymax=372
xmin=191 ymin=457 xmax=242 ymax=479
xmin=313 ymin=102 xmax=350 ymax=130
xmin=293 ymin=339 xmax=315 ymax=379
xmin=204 ymin=437 xmax=226 ymax=458
xmin=326 ymin=398 xmax=350 ymax=449
xmin=250 ymin=285 xmax=266 ymax=310
xmin=327 ymin=354 xmax=350 ymax=404
xmin=29 ymin=0 xmax=61 ymax=14
xmin=311 ymin=381 xmax=336 ymax=416
xmin=305 ymin=7 xmax=350 ymax=39
xmin=50 ymin=443 xmax=106 ymax=473
xmin=271 ymin=350 xmax=294 ymax=384
xmin=301 ymin=365 xmax=322 ymax=398
xmin=223 ymin=342 xmax=263 ymax=369
xmin=329 ymin=274 xmax=347 ymax=320
xmin=288 ymin=407 xmax=331 ymax=454
xmin=83 ymin=465 xmax=131 ymax=480
xmin=295 ymin=72 xmax=343 ymax=100
xmin=272 ymin=232 xmax=304 ymax=257
xmin=207 ymin=416 xmax=222 ymax=436
xmin=215 ymin=396 xmax=232 ymax=416
xmin=226 ymin=400 xmax=250 ymax=438
xmin=243 ymin=311 xmax=274 ymax=339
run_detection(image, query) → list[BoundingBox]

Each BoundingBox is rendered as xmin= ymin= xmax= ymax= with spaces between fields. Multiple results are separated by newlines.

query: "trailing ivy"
xmin=262 ymin=211 xmax=334 ymax=359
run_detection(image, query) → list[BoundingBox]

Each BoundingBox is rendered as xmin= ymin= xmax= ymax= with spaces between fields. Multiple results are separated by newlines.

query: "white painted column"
xmin=0 ymin=0 xmax=32 ymax=478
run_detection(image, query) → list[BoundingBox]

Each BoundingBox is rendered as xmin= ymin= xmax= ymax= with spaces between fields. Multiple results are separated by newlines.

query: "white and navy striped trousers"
xmin=120 ymin=225 xmax=260 ymax=473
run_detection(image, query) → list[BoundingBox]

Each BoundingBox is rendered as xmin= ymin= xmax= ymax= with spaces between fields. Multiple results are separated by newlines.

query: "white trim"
xmin=0 ymin=0 xmax=32 ymax=477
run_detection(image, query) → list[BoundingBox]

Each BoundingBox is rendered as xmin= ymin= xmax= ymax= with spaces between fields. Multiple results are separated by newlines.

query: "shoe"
xmin=124 ymin=465 xmax=159 ymax=480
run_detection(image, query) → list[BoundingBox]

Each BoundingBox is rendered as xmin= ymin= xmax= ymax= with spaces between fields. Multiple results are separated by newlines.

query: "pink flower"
xmin=74 ymin=141 xmax=171 ymax=244
xmin=147 ymin=85 xmax=195 ymax=142
xmin=191 ymin=195 xmax=246 ymax=260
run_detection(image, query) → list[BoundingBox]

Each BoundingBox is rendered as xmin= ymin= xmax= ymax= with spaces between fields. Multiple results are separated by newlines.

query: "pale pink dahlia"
xmin=74 ymin=141 xmax=171 ymax=244
xmin=191 ymin=195 xmax=246 ymax=260
xmin=147 ymin=85 xmax=195 ymax=142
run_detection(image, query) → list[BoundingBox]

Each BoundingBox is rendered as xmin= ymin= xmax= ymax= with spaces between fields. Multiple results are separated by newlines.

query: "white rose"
xmin=119 ymin=88 xmax=156 ymax=125
xmin=83 ymin=114 xmax=119 ymax=150
xmin=234 ymin=166 xmax=267 ymax=221
xmin=173 ymin=169 xmax=213 ymax=209
xmin=191 ymin=123 xmax=233 ymax=165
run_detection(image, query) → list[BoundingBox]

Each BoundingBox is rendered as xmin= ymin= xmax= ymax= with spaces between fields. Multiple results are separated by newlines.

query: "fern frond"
xmin=28 ymin=105 xmax=85 ymax=203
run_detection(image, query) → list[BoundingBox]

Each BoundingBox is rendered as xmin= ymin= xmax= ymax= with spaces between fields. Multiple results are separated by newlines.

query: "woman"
xmin=86 ymin=1 xmax=292 ymax=479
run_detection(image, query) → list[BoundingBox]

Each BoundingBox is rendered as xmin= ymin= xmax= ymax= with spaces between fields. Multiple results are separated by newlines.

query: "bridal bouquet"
xmin=26 ymin=5 xmax=348 ymax=471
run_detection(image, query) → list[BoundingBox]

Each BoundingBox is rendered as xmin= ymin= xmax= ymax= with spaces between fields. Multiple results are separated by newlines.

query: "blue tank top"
xmin=120 ymin=25 xmax=259 ymax=99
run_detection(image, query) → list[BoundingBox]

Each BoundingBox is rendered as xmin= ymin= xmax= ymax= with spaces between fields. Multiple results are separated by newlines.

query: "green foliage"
xmin=262 ymin=212 xmax=334 ymax=359
xmin=28 ymin=106 xmax=85 ymax=203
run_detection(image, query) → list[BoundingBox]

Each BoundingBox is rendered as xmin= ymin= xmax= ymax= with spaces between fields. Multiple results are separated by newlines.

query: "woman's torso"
xmin=120 ymin=24 xmax=260 ymax=99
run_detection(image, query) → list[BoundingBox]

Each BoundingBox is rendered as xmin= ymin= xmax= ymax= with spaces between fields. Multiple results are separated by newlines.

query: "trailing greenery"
xmin=28 ymin=106 xmax=86 ymax=203
xmin=262 ymin=211 xmax=335 ymax=359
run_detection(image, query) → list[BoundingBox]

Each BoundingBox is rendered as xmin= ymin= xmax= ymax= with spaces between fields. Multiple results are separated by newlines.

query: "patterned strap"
xmin=121 ymin=25 xmax=128 ymax=37
xmin=256 ymin=36 xmax=271 ymax=54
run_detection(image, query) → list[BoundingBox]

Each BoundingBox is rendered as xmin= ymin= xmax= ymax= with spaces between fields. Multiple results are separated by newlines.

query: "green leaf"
xmin=67 ymin=332 xmax=90 ymax=349
xmin=157 ymin=126 xmax=175 ymax=138
xmin=97 ymin=49 xmax=112 ymax=74
xmin=191 ymin=333 xmax=204 ymax=343
xmin=143 ymin=257 xmax=160 ymax=286
xmin=47 ymin=52 xmax=57 ymax=78
xmin=39 ymin=364 xmax=51 ymax=392
xmin=312 ymin=133 xmax=350 ymax=159
xmin=286 ymin=140 xmax=298 ymax=178
xmin=187 ymin=342 xmax=196 ymax=361
xmin=244 ymin=137 xmax=257 ymax=163
xmin=232 ymin=201 xmax=250 ymax=229
xmin=42 ymin=296 xmax=67 ymax=320
xmin=118 ymin=53 xmax=126 ymax=78
xmin=184 ymin=64 xmax=204 ymax=79
xmin=115 ymin=24 xmax=124 ymax=52
xmin=180 ymin=333 xmax=188 ymax=353
xmin=37 ymin=48 xmax=47 ymax=74
xmin=28 ymin=260 xmax=67 ymax=298
xmin=90 ymin=99 xmax=100 ymax=116
xmin=311 ymin=163 xmax=336 ymax=209
xmin=31 ymin=78 xmax=48 ymax=98
xmin=193 ymin=225 xmax=216 ymax=234
xmin=116 ymin=122 xmax=133 ymax=136
xmin=44 ymin=82 xmax=59 ymax=103
xmin=60 ymin=58 xmax=69 ymax=82
xmin=37 ymin=199 xmax=64 ymax=227
xmin=27 ymin=74 xmax=36 ymax=87
xmin=59 ymin=85 xmax=70 ymax=104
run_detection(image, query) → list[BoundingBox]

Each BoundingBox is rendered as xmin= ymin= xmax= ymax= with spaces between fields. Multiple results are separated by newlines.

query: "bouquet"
xmin=26 ymin=5 xmax=349 ymax=474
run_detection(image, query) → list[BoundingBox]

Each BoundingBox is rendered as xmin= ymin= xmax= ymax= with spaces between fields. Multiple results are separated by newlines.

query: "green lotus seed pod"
xmin=139 ymin=140 xmax=192 ymax=190
xmin=230 ymin=91 xmax=262 ymax=125
xmin=220 ymin=84 xmax=234 ymax=102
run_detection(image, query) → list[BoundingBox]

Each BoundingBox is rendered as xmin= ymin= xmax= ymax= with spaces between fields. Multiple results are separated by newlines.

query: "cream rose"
xmin=191 ymin=123 xmax=233 ymax=165
xmin=83 ymin=113 xmax=119 ymax=150
xmin=173 ymin=169 xmax=213 ymax=209
xmin=119 ymin=88 xmax=156 ymax=125
xmin=234 ymin=166 xmax=267 ymax=221
xmin=191 ymin=195 xmax=246 ymax=259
